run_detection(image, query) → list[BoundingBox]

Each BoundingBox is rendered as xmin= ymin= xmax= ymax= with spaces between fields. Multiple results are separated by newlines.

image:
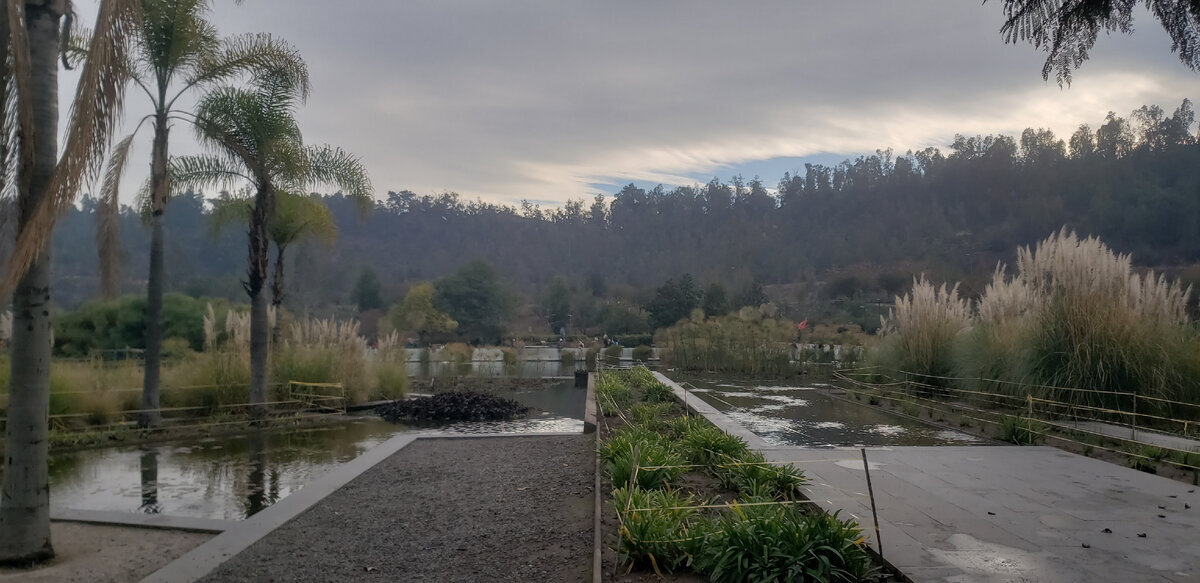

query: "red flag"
xmin=797 ymin=319 xmax=808 ymax=331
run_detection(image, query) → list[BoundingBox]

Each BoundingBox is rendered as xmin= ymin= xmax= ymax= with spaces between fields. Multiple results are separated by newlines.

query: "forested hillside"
xmin=35 ymin=100 xmax=1200 ymax=318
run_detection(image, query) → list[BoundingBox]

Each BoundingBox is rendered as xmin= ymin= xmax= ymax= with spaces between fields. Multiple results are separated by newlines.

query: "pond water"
xmin=675 ymin=374 xmax=984 ymax=448
xmin=44 ymin=380 xmax=585 ymax=520
xmin=406 ymin=360 xmax=582 ymax=378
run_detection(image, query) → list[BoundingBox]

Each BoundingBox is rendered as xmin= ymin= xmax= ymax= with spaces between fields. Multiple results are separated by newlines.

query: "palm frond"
xmin=169 ymin=154 xmax=250 ymax=193
xmin=96 ymin=186 xmax=122 ymax=299
xmin=272 ymin=190 xmax=336 ymax=247
xmin=180 ymin=32 xmax=308 ymax=101
xmin=1 ymin=0 xmax=141 ymax=299
xmin=207 ymin=189 xmax=253 ymax=238
xmin=303 ymin=145 xmax=373 ymax=213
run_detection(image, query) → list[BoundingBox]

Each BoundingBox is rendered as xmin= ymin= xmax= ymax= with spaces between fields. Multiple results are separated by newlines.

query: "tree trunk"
xmin=247 ymin=184 xmax=274 ymax=419
xmin=270 ymin=244 xmax=285 ymax=346
xmin=0 ymin=0 xmax=60 ymax=564
xmin=140 ymin=111 xmax=169 ymax=428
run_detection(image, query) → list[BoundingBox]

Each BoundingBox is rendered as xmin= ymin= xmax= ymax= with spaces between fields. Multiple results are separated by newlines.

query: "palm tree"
xmin=172 ymin=73 xmax=371 ymax=417
xmin=0 ymin=0 xmax=140 ymax=564
xmin=96 ymin=0 xmax=307 ymax=428
xmin=210 ymin=189 xmax=349 ymax=343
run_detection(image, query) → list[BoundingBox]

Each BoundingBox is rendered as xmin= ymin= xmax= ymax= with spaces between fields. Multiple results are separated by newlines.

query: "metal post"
xmin=1131 ymin=393 xmax=1138 ymax=440
xmin=861 ymin=448 xmax=883 ymax=560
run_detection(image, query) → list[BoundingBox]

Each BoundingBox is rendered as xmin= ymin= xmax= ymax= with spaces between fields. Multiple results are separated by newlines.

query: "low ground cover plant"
xmin=595 ymin=368 xmax=878 ymax=581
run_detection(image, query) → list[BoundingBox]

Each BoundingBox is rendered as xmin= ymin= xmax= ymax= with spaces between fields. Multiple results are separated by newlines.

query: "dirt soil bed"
xmin=0 ymin=522 xmax=210 ymax=583
xmin=200 ymin=434 xmax=593 ymax=583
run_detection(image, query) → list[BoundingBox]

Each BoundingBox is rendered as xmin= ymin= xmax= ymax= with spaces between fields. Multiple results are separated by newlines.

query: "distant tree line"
xmin=30 ymin=99 xmax=1200 ymax=322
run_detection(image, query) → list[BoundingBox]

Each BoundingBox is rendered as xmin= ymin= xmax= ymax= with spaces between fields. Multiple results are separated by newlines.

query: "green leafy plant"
xmin=696 ymin=507 xmax=878 ymax=583
xmin=712 ymin=450 xmax=806 ymax=498
xmin=678 ymin=423 xmax=749 ymax=467
xmin=632 ymin=345 xmax=654 ymax=363
xmin=641 ymin=381 xmax=674 ymax=403
xmin=629 ymin=402 xmax=675 ymax=428
xmin=596 ymin=372 xmax=634 ymax=416
xmin=998 ymin=415 xmax=1044 ymax=445
xmin=604 ymin=432 xmax=687 ymax=490
xmin=612 ymin=486 xmax=699 ymax=573
xmin=1126 ymin=444 xmax=1167 ymax=474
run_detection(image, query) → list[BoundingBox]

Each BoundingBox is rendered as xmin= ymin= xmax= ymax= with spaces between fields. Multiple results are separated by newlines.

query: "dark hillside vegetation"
xmin=29 ymin=99 xmax=1200 ymax=316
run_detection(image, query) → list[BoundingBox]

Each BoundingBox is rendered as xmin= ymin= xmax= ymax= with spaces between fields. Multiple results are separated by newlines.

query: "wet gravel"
xmin=200 ymin=435 xmax=593 ymax=583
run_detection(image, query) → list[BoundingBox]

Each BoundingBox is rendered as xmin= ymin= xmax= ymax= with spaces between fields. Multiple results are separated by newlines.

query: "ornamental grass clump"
xmin=876 ymin=275 xmax=972 ymax=386
xmin=955 ymin=230 xmax=1200 ymax=411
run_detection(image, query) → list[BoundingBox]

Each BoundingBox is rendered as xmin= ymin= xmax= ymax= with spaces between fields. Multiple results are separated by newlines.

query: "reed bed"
xmin=657 ymin=308 xmax=795 ymax=376
xmin=0 ymin=308 xmax=407 ymax=429
xmin=876 ymin=229 xmax=1200 ymax=411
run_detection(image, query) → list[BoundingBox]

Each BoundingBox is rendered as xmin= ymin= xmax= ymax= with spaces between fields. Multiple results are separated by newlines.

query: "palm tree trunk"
xmin=247 ymin=185 xmax=274 ymax=418
xmin=271 ymin=244 xmax=286 ymax=345
xmin=0 ymin=0 xmax=60 ymax=564
xmin=140 ymin=112 xmax=169 ymax=428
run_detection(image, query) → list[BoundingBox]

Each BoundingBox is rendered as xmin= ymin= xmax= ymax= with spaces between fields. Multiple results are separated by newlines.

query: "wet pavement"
xmin=659 ymin=372 xmax=1200 ymax=583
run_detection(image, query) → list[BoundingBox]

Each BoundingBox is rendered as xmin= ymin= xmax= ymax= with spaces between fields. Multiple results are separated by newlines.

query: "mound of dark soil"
xmin=377 ymin=391 xmax=531 ymax=423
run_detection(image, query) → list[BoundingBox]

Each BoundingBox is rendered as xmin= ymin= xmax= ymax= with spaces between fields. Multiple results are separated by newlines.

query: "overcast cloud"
xmin=69 ymin=1 xmax=1200 ymax=207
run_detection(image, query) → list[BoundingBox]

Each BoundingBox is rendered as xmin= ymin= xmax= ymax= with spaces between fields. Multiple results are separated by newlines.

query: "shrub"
xmin=603 ymin=344 xmax=623 ymax=362
xmin=632 ymin=345 xmax=654 ymax=363
xmin=696 ymin=508 xmax=878 ymax=583
xmin=585 ymin=347 xmax=600 ymax=371
xmin=500 ymin=347 xmax=518 ymax=367
xmin=560 ymin=349 xmax=577 ymax=367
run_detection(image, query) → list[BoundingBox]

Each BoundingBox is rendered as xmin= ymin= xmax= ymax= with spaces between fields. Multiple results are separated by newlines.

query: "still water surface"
xmin=46 ymin=380 xmax=585 ymax=520
xmin=675 ymin=374 xmax=984 ymax=448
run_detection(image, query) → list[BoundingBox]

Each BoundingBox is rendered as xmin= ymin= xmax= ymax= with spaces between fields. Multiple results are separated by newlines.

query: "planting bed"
xmin=596 ymin=367 xmax=895 ymax=582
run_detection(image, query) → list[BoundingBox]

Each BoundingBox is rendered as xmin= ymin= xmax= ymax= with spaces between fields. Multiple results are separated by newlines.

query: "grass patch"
xmin=997 ymin=415 xmax=1044 ymax=445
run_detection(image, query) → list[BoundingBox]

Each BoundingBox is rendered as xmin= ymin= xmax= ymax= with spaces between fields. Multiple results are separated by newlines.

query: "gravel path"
xmin=201 ymin=434 xmax=594 ymax=583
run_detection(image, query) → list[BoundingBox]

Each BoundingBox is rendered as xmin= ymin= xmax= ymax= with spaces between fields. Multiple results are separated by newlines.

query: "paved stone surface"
xmin=1073 ymin=420 xmax=1200 ymax=452
xmin=657 ymin=372 xmax=1200 ymax=583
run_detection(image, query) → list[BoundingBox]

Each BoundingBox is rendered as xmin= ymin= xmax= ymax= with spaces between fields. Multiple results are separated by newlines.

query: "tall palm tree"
xmin=0 ymin=0 xmax=140 ymax=564
xmin=210 ymin=189 xmax=348 ymax=343
xmin=96 ymin=0 xmax=307 ymax=427
xmin=172 ymin=73 xmax=370 ymax=417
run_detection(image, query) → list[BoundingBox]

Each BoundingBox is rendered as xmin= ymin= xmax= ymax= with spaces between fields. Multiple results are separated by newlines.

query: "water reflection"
xmin=405 ymin=360 xmax=581 ymax=378
xmin=139 ymin=448 xmax=160 ymax=514
xmin=43 ymin=381 xmax=588 ymax=520
xmin=677 ymin=374 xmax=984 ymax=448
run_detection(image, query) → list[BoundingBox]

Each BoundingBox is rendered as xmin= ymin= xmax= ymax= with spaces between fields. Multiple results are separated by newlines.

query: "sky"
xmin=64 ymin=1 xmax=1200 ymax=208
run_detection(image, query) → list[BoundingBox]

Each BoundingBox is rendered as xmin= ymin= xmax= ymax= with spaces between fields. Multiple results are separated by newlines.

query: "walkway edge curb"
xmin=139 ymin=432 xmax=419 ymax=583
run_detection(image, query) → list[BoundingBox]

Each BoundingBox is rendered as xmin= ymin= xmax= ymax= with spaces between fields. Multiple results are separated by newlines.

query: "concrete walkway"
xmin=657 ymin=372 xmax=1200 ymax=583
